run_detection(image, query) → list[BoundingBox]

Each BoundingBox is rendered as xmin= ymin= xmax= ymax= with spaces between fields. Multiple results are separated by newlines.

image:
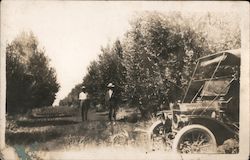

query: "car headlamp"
xmin=179 ymin=114 xmax=189 ymax=123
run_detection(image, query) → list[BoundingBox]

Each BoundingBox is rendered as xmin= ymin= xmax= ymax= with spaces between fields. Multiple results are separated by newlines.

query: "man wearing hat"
xmin=79 ymin=86 xmax=89 ymax=121
xmin=105 ymin=83 xmax=118 ymax=121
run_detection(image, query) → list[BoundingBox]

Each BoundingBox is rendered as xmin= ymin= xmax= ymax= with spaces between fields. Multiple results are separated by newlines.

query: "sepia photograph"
xmin=0 ymin=1 xmax=249 ymax=160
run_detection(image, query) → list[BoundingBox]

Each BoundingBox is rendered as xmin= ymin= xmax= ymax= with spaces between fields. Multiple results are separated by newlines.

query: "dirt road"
xmin=87 ymin=110 xmax=109 ymax=121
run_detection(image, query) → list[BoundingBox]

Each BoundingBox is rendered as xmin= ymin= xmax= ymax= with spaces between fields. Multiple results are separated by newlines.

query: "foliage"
xmin=59 ymin=83 xmax=82 ymax=107
xmin=122 ymin=12 xmax=240 ymax=118
xmin=94 ymin=40 xmax=126 ymax=104
xmin=6 ymin=32 xmax=60 ymax=114
xmin=62 ymin=12 xmax=240 ymax=119
xmin=122 ymin=12 xmax=201 ymax=118
xmin=60 ymin=40 xmax=126 ymax=107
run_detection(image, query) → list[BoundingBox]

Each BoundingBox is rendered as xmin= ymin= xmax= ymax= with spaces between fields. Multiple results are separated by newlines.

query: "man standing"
xmin=105 ymin=83 xmax=118 ymax=121
xmin=79 ymin=86 xmax=89 ymax=121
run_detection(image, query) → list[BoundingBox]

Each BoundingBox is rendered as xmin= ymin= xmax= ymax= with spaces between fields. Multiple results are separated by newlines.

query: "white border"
xmin=0 ymin=1 xmax=249 ymax=159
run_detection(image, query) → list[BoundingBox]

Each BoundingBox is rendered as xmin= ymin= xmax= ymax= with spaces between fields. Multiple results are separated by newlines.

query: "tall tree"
xmin=59 ymin=83 xmax=82 ymax=107
xmin=65 ymin=11 xmax=240 ymax=119
xmin=6 ymin=32 xmax=60 ymax=114
xmin=61 ymin=39 xmax=126 ymax=109
xmin=122 ymin=12 xmax=240 ymax=119
xmin=83 ymin=39 xmax=126 ymax=106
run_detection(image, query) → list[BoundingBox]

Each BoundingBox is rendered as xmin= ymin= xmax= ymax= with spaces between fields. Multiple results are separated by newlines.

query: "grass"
xmin=5 ymin=109 xmax=154 ymax=160
xmin=8 ymin=121 xmax=152 ymax=159
xmin=16 ymin=118 xmax=79 ymax=127
xmin=31 ymin=106 xmax=79 ymax=118
xmin=5 ymin=106 xmax=238 ymax=159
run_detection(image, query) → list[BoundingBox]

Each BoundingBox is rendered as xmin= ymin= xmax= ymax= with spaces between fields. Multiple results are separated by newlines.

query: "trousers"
xmin=80 ymin=100 xmax=89 ymax=121
xmin=108 ymin=101 xmax=118 ymax=121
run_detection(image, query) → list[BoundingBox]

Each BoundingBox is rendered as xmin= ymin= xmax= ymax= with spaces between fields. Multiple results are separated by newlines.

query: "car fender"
xmin=188 ymin=116 xmax=238 ymax=145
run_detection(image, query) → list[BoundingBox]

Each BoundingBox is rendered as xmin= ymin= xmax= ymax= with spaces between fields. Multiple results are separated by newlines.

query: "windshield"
xmin=193 ymin=51 xmax=240 ymax=81
xmin=194 ymin=65 xmax=239 ymax=81
xmin=201 ymin=80 xmax=230 ymax=96
xmin=182 ymin=50 xmax=240 ymax=103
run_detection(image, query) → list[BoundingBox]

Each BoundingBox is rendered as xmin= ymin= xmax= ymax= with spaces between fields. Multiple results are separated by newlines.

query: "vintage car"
xmin=149 ymin=49 xmax=240 ymax=153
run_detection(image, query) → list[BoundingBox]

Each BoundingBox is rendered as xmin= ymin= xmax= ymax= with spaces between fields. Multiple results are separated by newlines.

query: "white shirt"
xmin=79 ymin=92 xmax=87 ymax=100
xmin=108 ymin=89 xmax=113 ymax=98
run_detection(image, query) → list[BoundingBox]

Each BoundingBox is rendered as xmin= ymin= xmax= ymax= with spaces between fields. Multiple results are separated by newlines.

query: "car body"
xmin=149 ymin=49 xmax=240 ymax=153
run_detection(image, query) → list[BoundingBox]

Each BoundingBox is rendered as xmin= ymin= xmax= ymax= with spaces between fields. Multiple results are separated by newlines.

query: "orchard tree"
xmin=122 ymin=12 xmax=197 ymax=118
xmin=59 ymin=83 xmax=82 ymax=107
xmin=66 ymin=11 xmax=240 ymax=119
xmin=82 ymin=39 xmax=126 ymax=107
xmin=83 ymin=61 xmax=103 ymax=105
xmin=28 ymin=51 xmax=59 ymax=107
xmin=62 ymin=39 xmax=126 ymax=109
xmin=98 ymin=40 xmax=126 ymax=101
xmin=122 ymin=12 xmax=240 ymax=119
xmin=6 ymin=32 xmax=60 ymax=114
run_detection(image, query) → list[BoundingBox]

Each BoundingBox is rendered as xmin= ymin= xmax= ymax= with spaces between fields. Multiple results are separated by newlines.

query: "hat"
xmin=107 ymin=83 xmax=114 ymax=88
xmin=81 ymin=86 xmax=86 ymax=89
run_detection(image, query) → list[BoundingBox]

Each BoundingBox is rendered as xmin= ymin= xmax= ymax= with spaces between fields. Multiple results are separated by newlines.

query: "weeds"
xmin=6 ymin=110 xmax=156 ymax=160
xmin=31 ymin=106 xmax=79 ymax=118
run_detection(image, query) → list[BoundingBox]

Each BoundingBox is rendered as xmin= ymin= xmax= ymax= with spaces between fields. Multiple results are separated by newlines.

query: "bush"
xmin=30 ymin=106 xmax=78 ymax=118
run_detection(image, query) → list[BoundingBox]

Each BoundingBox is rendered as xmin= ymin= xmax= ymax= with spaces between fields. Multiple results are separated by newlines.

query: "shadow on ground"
xmin=6 ymin=130 xmax=63 ymax=145
xmin=16 ymin=119 xmax=79 ymax=127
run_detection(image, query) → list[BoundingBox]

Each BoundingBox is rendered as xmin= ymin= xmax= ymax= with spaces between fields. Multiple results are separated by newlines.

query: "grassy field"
xmin=5 ymin=106 xmax=238 ymax=159
xmin=5 ymin=106 xmax=156 ymax=159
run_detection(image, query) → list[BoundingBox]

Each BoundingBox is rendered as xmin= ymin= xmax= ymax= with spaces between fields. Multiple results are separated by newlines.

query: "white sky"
xmin=1 ymin=1 xmax=135 ymax=105
xmin=1 ymin=1 xmax=245 ymax=105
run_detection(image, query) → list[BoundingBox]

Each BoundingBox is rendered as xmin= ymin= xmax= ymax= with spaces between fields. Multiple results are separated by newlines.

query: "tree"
xmin=28 ymin=51 xmax=59 ymax=107
xmin=65 ymin=11 xmax=240 ymax=119
xmin=98 ymin=40 xmax=126 ymax=103
xmin=6 ymin=32 xmax=60 ymax=114
xmin=61 ymin=39 xmax=126 ymax=109
xmin=83 ymin=61 xmax=103 ymax=106
xmin=59 ymin=83 xmax=82 ymax=107
xmin=82 ymin=39 xmax=126 ymax=107
xmin=122 ymin=12 xmax=240 ymax=119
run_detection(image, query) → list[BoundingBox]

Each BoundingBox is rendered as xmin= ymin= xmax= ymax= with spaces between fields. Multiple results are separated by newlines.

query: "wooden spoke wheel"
xmin=172 ymin=125 xmax=217 ymax=153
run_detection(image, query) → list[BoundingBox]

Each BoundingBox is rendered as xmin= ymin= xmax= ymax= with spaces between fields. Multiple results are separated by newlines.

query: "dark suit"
xmin=105 ymin=89 xmax=118 ymax=121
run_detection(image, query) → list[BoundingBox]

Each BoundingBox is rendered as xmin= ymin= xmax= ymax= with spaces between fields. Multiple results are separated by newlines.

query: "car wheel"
xmin=172 ymin=124 xmax=217 ymax=153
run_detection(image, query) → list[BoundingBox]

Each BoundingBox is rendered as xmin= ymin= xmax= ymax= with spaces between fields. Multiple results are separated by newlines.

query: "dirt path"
xmin=87 ymin=109 xmax=109 ymax=121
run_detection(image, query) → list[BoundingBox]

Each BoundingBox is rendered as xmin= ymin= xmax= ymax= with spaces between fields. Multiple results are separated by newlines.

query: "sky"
xmin=1 ymin=1 xmax=245 ymax=105
xmin=1 ymin=1 xmax=135 ymax=105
